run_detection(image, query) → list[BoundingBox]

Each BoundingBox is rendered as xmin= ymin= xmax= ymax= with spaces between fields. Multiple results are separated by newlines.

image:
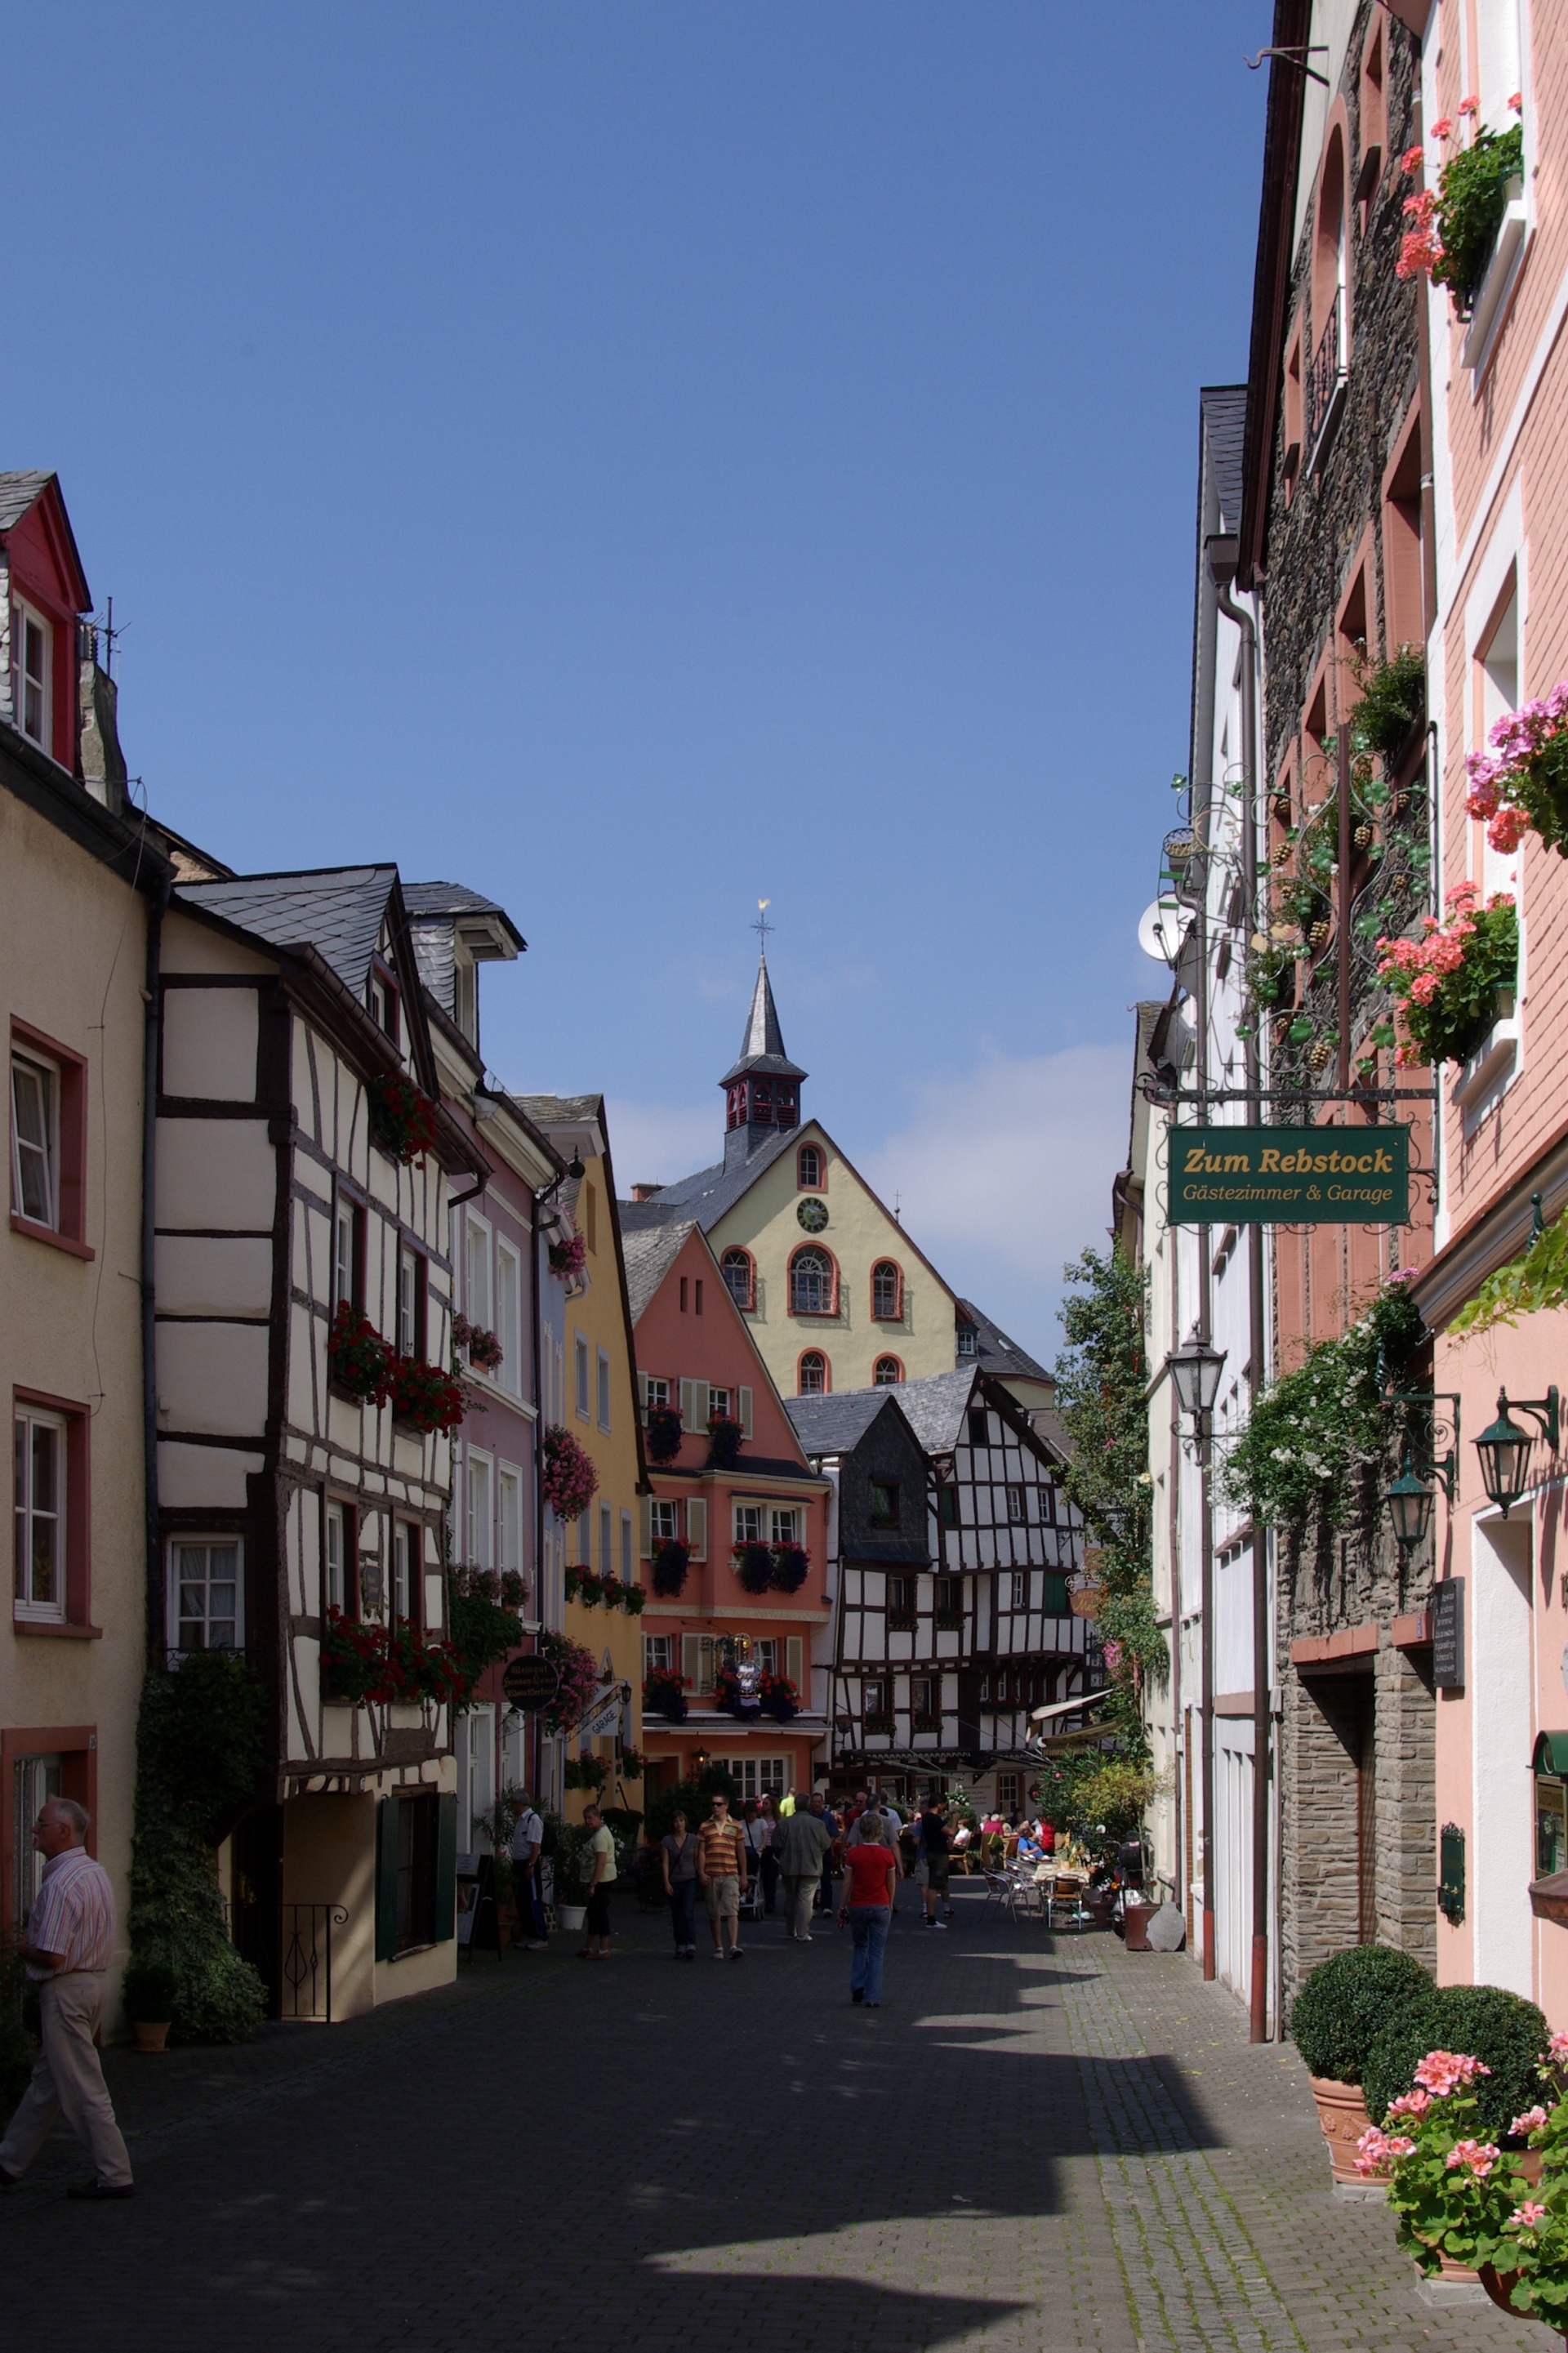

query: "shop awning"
xmin=1535 ymin=1731 xmax=1568 ymax=1775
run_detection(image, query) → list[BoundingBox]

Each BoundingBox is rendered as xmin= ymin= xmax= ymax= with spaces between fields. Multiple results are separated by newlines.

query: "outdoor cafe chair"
xmin=1046 ymin=1874 xmax=1090 ymax=1932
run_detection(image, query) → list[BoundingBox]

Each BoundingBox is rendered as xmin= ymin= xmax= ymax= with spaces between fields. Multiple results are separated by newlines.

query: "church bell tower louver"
xmin=719 ymin=915 xmax=807 ymax=1169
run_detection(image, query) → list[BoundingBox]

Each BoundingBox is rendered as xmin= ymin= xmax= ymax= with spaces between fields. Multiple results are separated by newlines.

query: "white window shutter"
xmin=637 ymin=1370 xmax=652 ymax=1419
xmin=693 ymin=1379 xmax=710 ymax=1427
xmin=786 ymin=1635 xmax=804 ymax=1687
xmin=679 ymin=1378 xmax=696 ymax=1428
xmin=738 ymin=1385 xmax=753 ymax=1437
xmin=639 ymin=1496 xmax=653 ymax=1557
xmin=682 ymin=1633 xmax=703 ymax=1688
xmin=687 ymin=1498 xmax=707 ymax=1559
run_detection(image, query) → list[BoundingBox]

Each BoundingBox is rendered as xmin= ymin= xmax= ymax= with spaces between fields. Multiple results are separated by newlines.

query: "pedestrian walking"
xmin=838 ymin=1811 xmax=898 ymax=2008
xmin=660 ymin=1812 xmax=699 ymax=1958
xmin=772 ymin=1797 xmax=833 ymax=1941
xmin=695 ymin=1793 xmax=748 ymax=1959
xmin=0 ymin=1798 xmax=133 ymax=2199
xmin=755 ymin=1791 xmax=782 ymax=1914
xmin=810 ymin=1789 xmax=840 ymax=1915
xmin=917 ymin=1799 xmax=952 ymax=1927
xmin=741 ymin=1800 xmax=772 ymax=1916
xmin=508 ymin=1789 xmax=549 ymax=1949
xmin=575 ymin=1805 xmax=616 ymax=1960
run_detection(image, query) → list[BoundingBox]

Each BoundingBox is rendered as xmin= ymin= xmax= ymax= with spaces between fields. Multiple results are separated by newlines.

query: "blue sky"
xmin=8 ymin=2 xmax=1269 ymax=1364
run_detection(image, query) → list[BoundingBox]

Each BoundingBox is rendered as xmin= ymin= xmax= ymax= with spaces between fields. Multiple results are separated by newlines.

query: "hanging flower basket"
xmin=562 ymin=1754 xmax=610 ymax=1794
xmin=706 ymin=1414 xmax=744 ymax=1469
xmin=367 ymin=1070 xmax=439 ymax=1167
xmin=644 ymin=1667 xmax=689 ymax=1722
xmin=548 ymin=1232 xmax=587 ymax=1285
xmin=327 ymin=1302 xmax=394 ymax=1403
xmin=537 ymin=1629 xmax=600 ymax=1736
xmin=617 ymin=1746 xmax=644 ymax=1780
xmin=389 ymin=1355 xmax=466 ymax=1434
xmin=541 ymin=1426 xmax=599 ymax=1521
xmin=771 ymin=1543 xmax=811 ymax=1594
xmin=564 ymin=1564 xmax=602 ymax=1607
xmin=652 ymin=1539 xmax=689 ymax=1598
xmin=645 ymin=1404 xmax=684 ymax=1464
xmin=759 ymin=1673 xmax=800 ymax=1722
xmin=733 ymin=1541 xmax=774 ymax=1595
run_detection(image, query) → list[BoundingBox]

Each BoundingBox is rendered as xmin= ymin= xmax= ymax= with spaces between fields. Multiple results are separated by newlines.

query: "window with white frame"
xmin=397 ymin=1246 xmax=422 ymax=1358
xmin=332 ymin=1195 xmax=358 ymax=1312
xmin=11 ymin=1053 xmax=57 ymax=1228
xmin=394 ymin=1521 xmax=417 ymax=1623
xmin=769 ymin=1507 xmax=800 ymax=1546
xmin=734 ymin=1503 xmax=763 ymax=1544
xmin=644 ymin=1375 xmax=670 ymax=1413
xmin=14 ymin=1406 xmax=65 ymax=1619
xmin=466 ymin=1449 xmax=493 ymax=1571
xmin=1006 ymin=1485 xmax=1026 ymax=1523
xmin=755 ymin=1638 xmax=778 ymax=1676
xmin=496 ymin=1240 xmax=521 ymax=1394
xmin=574 ymin=1333 xmax=590 ymax=1419
xmin=597 ymin=1348 xmax=612 ymax=1431
xmin=466 ymin=1214 xmax=492 ymax=1329
xmin=719 ymin=1757 xmax=790 ymax=1802
xmin=170 ymin=1539 xmax=242 ymax=1651
xmin=644 ymin=1633 xmax=674 ymax=1676
xmin=1010 ymin=1571 xmax=1026 ymax=1608
xmin=324 ymin=1499 xmax=349 ymax=1615
xmin=499 ymin=1465 xmax=523 ymax=1576
xmin=709 ymin=1385 xmax=731 ymax=1419
xmin=11 ymin=599 xmax=51 ymax=749
xmin=650 ymin=1499 xmax=679 ymax=1545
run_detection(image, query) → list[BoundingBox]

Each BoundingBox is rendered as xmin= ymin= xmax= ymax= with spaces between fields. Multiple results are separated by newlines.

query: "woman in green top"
xmin=577 ymin=1804 xmax=617 ymax=1960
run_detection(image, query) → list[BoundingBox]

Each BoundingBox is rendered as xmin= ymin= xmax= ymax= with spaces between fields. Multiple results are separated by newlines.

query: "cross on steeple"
xmin=752 ymin=898 xmax=774 ymax=954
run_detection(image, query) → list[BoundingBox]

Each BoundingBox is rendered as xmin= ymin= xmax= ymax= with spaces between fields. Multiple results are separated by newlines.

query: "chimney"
xmin=78 ymin=634 xmax=129 ymax=815
xmin=630 ymin=1184 xmax=666 ymax=1203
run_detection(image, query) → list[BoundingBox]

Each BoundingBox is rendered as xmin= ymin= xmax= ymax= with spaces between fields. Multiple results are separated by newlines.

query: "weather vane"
xmin=753 ymin=898 xmax=774 ymax=952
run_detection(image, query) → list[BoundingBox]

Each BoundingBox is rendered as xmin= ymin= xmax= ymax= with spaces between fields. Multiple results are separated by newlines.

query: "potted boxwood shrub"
xmin=550 ymin=1820 xmax=596 ymax=1932
xmin=1290 ymin=1944 xmax=1432 ymax=2184
xmin=1362 ymin=1981 xmax=1551 ymax=2155
xmin=122 ymin=1958 xmax=179 ymax=2055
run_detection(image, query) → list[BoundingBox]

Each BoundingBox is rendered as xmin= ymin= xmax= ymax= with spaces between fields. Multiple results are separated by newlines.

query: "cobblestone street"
xmin=0 ymin=1882 xmax=1541 ymax=2351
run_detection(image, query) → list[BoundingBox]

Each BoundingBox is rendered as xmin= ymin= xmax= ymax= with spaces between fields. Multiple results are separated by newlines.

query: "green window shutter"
xmin=1043 ymin=1573 xmax=1070 ymax=1615
xmin=374 ymin=1798 xmax=399 ymax=1961
xmin=435 ymin=1791 xmax=458 ymax=1941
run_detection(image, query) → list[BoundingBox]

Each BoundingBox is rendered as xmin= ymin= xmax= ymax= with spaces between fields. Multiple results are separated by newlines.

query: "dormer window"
xmin=368 ymin=965 xmax=399 ymax=1045
xmin=11 ymin=599 xmax=51 ymax=749
xmin=956 ymin=1326 xmax=977 ymax=1358
xmin=452 ymin=960 xmax=477 ymax=1043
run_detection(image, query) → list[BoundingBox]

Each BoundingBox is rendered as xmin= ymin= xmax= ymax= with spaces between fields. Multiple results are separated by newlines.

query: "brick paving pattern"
xmin=0 ymin=1881 xmax=1540 ymax=2351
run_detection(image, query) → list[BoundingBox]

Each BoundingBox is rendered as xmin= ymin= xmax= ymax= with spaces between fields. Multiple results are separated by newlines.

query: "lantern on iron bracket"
xmin=1166 ymin=1334 xmax=1227 ymax=1464
xmin=1380 ymin=1391 xmax=1459 ymax=1555
xmin=1474 ymin=1388 xmax=1561 ymax=1518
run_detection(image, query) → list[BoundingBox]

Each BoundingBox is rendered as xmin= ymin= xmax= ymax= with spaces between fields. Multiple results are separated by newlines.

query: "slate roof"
xmin=174 ymin=867 xmax=398 ymax=997
xmin=403 ymin=880 xmax=525 ymax=947
xmin=621 ymin=1219 xmax=696 ymax=1323
xmin=1201 ymin=385 xmax=1247 ymax=537
xmin=515 ymin=1092 xmax=605 ymax=1130
xmin=784 ymin=1390 xmax=901 ymax=1457
xmin=0 ymin=472 xmax=52 ymax=533
xmin=619 ymin=1126 xmax=796 ymax=1237
xmin=720 ymin=955 xmax=807 ymax=1084
xmin=956 ymin=1298 xmax=1053 ymax=1386
xmin=874 ymin=1367 xmax=982 ymax=1453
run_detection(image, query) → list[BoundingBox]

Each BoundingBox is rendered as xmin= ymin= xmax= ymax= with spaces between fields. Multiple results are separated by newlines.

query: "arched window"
xmin=798 ymin=1350 xmax=827 ymax=1396
xmin=873 ymin=1355 xmax=902 ymax=1386
xmin=797 ymin=1143 xmax=822 ymax=1189
xmin=871 ymin=1260 xmax=902 ymax=1321
xmin=790 ymin=1246 xmax=835 ymax=1317
xmin=720 ymin=1248 xmax=754 ymax=1311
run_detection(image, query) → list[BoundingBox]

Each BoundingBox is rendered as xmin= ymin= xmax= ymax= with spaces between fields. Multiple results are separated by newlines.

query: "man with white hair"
xmin=0 ymin=1798 xmax=133 ymax=2199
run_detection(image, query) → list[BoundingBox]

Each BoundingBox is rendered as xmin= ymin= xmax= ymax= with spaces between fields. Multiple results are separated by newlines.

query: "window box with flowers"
xmin=758 ymin=1672 xmax=800 ymax=1722
xmin=933 ymin=1607 xmax=964 ymax=1633
xmin=389 ymin=1355 xmax=466 ymax=1435
xmin=452 ymin=1313 xmax=503 ymax=1376
xmin=565 ymin=1566 xmax=644 ymax=1615
xmin=771 ymin=1543 xmax=811 ymax=1594
xmin=645 ymin=1403 xmax=684 ymax=1464
xmin=1376 ymin=885 xmax=1518 ymax=1072
xmin=864 ymin=1713 xmax=894 ymax=1737
xmin=562 ymin=1754 xmax=610 ymax=1795
xmin=327 ymin=1303 xmax=394 ymax=1404
xmin=1396 ymin=102 xmax=1524 ymax=323
xmin=320 ymin=1607 xmax=466 ymax=1707
xmin=733 ymin=1540 xmax=775 ymax=1596
xmin=706 ymin=1413 xmax=744 ymax=1470
xmin=887 ymin=1607 xmax=917 ymax=1633
xmin=651 ymin=1538 xmax=689 ymax=1598
xmin=541 ymin=1426 xmax=599 ymax=1522
xmin=548 ymin=1232 xmax=587 ymax=1286
xmin=366 ymin=1070 xmax=439 ymax=1167
xmin=912 ymin=1712 xmax=943 ymax=1734
xmin=644 ymin=1665 xmax=689 ymax=1722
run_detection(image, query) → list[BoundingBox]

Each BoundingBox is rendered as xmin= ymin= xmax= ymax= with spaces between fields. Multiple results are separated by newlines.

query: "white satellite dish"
xmin=1138 ymin=898 xmax=1192 ymax=965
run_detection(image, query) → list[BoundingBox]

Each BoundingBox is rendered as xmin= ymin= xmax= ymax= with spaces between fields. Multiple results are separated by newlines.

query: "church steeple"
xmin=720 ymin=911 xmax=807 ymax=1166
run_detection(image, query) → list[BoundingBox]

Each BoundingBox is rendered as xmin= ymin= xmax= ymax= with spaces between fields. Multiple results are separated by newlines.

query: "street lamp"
xmin=1168 ymin=1335 xmax=1227 ymax=1424
xmin=1474 ymin=1388 xmax=1561 ymax=1517
xmin=1383 ymin=1454 xmax=1435 ymax=1554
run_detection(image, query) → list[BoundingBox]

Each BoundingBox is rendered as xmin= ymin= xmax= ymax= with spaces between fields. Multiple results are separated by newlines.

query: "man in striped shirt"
xmin=0 ymin=1798 xmax=133 ymax=2199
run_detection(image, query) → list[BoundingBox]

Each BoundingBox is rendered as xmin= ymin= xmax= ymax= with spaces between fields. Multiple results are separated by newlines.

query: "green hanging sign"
xmin=1168 ymin=1125 xmax=1410 ymax=1225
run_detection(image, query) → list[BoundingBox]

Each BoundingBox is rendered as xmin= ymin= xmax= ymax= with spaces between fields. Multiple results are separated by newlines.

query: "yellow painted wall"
xmin=561 ymin=1146 xmax=645 ymax=1821
xmin=710 ymin=1122 xmax=958 ymax=1400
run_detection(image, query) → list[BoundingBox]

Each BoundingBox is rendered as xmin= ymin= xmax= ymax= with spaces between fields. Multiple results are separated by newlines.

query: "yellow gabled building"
xmin=620 ymin=954 xmax=961 ymax=1402
xmin=514 ymin=1094 xmax=648 ymax=1825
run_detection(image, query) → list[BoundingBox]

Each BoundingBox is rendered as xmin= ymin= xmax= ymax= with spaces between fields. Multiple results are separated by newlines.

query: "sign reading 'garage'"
xmin=1167 ymin=1125 xmax=1410 ymax=1226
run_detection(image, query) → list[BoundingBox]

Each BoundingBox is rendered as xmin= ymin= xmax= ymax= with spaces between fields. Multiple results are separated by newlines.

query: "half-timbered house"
xmin=153 ymin=864 xmax=483 ymax=2018
xmin=796 ymin=1367 xmax=1096 ymax=1818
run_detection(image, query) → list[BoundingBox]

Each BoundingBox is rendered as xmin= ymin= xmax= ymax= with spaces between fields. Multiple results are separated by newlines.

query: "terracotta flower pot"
xmin=132 ymin=2020 xmax=171 ymax=2055
xmin=1481 ymin=2260 xmax=1568 ymax=2341
xmin=1122 ymin=1901 xmax=1154 ymax=1953
xmin=1307 ymin=2075 xmax=1373 ymax=2186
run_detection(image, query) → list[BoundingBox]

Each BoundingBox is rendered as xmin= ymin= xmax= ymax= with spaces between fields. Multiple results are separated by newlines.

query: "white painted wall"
xmin=162 ymin=987 xmax=259 ymax=1099
xmin=155 ymin=1117 xmax=275 ymax=1229
xmin=1472 ymin=1513 xmax=1536 ymax=1995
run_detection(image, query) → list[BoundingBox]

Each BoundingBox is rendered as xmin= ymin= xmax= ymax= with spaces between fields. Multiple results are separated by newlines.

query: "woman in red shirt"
xmin=837 ymin=1816 xmax=899 ymax=2007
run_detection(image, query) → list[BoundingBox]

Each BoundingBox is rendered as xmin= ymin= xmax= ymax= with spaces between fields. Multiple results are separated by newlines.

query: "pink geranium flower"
xmin=1399 ymin=144 xmax=1426 ymax=175
xmin=1510 ymin=2106 xmax=1550 ymax=2137
xmin=1446 ymin=2138 xmax=1500 ymax=2177
xmin=1459 ymin=95 xmax=1480 ymax=117
xmin=1431 ymin=115 xmax=1454 ymax=138
xmin=1387 ymin=2088 xmax=1433 ymax=2120
xmin=1414 ymin=2050 xmax=1492 ymax=2097
xmin=1512 ymin=2200 xmax=1548 ymax=2227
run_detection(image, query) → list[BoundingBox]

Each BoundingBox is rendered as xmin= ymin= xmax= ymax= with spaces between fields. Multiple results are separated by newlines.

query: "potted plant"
xmin=652 ymin=1539 xmax=689 ymax=1598
xmin=562 ymin=1755 xmax=609 ymax=1795
xmin=771 ymin=1542 xmax=811 ymax=1593
xmin=1376 ymin=883 xmax=1518 ymax=1067
xmin=366 ymin=1069 xmax=439 ymax=1166
xmin=327 ymin=1302 xmax=394 ymax=1404
xmin=1363 ymin=1982 xmax=1551 ymax=2155
xmin=645 ymin=1403 xmax=684 ymax=1464
xmin=548 ymin=1232 xmax=587 ymax=1285
xmin=1467 ymin=676 xmax=1568 ymax=858
xmin=1396 ymin=100 xmax=1525 ymax=318
xmin=733 ymin=1540 xmax=774 ymax=1595
xmin=1290 ymin=1944 xmax=1434 ymax=2185
xmin=758 ymin=1672 xmax=799 ymax=1722
xmin=566 ymin=1565 xmax=604 ymax=1608
xmin=452 ymin=1313 xmax=504 ymax=1375
xmin=706 ymin=1412 xmax=744 ymax=1469
xmin=644 ymin=1666 xmax=688 ymax=1722
xmin=389 ymin=1353 xmax=466 ymax=1434
xmin=550 ymin=1821 xmax=595 ymax=1932
xmin=122 ymin=1959 xmax=179 ymax=2054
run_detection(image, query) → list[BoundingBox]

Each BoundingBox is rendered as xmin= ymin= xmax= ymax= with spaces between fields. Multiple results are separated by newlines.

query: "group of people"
xmin=657 ymin=1787 xmax=963 ymax=2005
